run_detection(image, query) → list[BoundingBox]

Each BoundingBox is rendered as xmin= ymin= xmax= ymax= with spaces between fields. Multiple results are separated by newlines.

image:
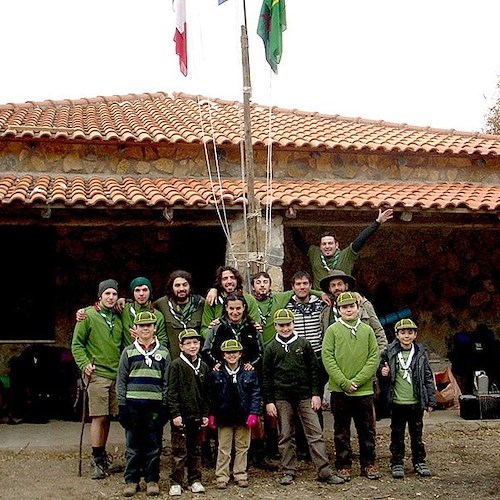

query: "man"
xmin=71 ymin=279 xmax=124 ymax=479
xmin=319 ymin=270 xmax=387 ymax=354
xmin=154 ymin=270 xmax=205 ymax=360
xmin=201 ymin=266 xmax=260 ymax=339
xmin=121 ymin=276 xmax=167 ymax=349
xmin=292 ymin=209 xmax=393 ymax=289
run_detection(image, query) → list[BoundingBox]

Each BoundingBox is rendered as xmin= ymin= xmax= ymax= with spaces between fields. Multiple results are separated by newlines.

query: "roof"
xmin=0 ymin=174 xmax=498 ymax=212
xmin=1 ymin=92 xmax=500 ymax=156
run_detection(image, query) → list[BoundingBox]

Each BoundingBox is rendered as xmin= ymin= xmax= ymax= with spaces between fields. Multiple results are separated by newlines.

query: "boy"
xmin=322 ymin=291 xmax=380 ymax=481
xmin=71 ymin=278 xmax=124 ymax=479
xmin=209 ymin=339 xmax=261 ymax=489
xmin=116 ymin=311 xmax=171 ymax=497
xmin=380 ymin=318 xmax=437 ymax=479
xmin=263 ymin=309 xmax=343 ymax=486
xmin=167 ymin=329 xmax=210 ymax=496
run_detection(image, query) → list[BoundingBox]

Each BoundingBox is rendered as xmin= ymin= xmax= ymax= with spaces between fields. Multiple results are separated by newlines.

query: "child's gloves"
xmin=118 ymin=405 xmax=130 ymax=430
xmin=246 ymin=414 xmax=259 ymax=428
xmin=208 ymin=415 xmax=217 ymax=430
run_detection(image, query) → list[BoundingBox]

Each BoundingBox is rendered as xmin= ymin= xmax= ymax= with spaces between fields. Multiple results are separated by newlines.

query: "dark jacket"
xmin=380 ymin=340 xmax=437 ymax=411
xmin=210 ymin=365 xmax=261 ymax=427
xmin=202 ymin=318 xmax=263 ymax=370
xmin=167 ymin=356 xmax=210 ymax=421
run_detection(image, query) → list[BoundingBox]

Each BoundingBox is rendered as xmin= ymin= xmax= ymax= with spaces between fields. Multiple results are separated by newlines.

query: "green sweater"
xmin=121 ymin=301 xmax=168 ymax=349
xmin=321 ymin=319 xmax=379 ymax=396
xmin=263 ymin=335 xmax=322 ymax=403
xmin=308 ymin=245 xmax=357 ymax=290
xmin=71 ymin=305 xmax=124 ymax=380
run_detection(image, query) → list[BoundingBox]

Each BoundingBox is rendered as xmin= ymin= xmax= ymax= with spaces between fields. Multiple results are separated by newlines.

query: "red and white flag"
xmin=173 ymin=0 xmax=187 ymax=76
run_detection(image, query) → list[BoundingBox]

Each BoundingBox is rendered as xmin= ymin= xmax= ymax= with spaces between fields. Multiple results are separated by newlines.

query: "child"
xmin=380 ymin=318 xmax=437 ymax=479
xmin=321 ymin=291 xmax=381 ymax=481
xmin=263 ymin=309 xmax=344 ymax=486
xmin=167 ymin=328 xmax=210 ymax=496
xmin=209 ymin=339 xmax=261 ymax=489
xmin=116 ymin=311 xmax=171 ymax=497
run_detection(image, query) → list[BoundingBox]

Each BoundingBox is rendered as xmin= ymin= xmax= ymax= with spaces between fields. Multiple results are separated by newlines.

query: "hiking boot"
xmin=169 ymin=484 xmax=182 ymax=496
xmin=216 ymin=480 xmax=227 ymax=489
xmin=391 ymin=464 xmax=405 ymax=479
xmin=337 ymin=468 xmax=352 ymax=482
xmin=319 ymin=474 xmax=345 ymax=485
xmin=90 ymin=456 xmax=107 ymax=480
xmin=190 ymin=481 xmax=205 ymax=493
xmin=146 ymin=482 xmax=160 ymax=496
xmin=279 ymin=474 xmax=295 ymax=485
xmin=103 ymin=452 xmax=123 ymax=474
xmin=414 ymin=462 xmax=432 ymax=477
xmin=236 ymin=478 xmax=249 ymax=488
xmin=362 ymin=464 xmax=381 ymax=480
xmin=123 ymin=483 xmax=139 ymax=497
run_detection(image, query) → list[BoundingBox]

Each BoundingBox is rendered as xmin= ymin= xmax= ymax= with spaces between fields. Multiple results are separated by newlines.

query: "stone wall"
xmin=1 ymin=141 xmax=499 ymax=183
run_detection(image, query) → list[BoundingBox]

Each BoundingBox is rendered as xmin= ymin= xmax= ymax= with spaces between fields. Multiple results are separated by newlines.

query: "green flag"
xmin=257 ymin=0 xmax=286 ymax=74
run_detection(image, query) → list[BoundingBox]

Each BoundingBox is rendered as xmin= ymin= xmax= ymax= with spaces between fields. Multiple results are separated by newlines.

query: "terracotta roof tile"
xmin=2 ymin=92 xmax=500 ymax=155
xmin=0 ymin=174 xmax=497 ymax=213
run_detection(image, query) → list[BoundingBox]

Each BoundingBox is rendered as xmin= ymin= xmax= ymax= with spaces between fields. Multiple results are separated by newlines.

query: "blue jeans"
xmin=124 ymin=402 xmax=164 ymax=484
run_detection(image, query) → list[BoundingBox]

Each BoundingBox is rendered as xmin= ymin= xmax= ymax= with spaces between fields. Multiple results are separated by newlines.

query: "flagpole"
xmin=240 ymin=0 xmax=262 ymax=280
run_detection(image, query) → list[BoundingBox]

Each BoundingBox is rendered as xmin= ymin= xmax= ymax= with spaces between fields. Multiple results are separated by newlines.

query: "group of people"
xmin=71 ymin=209 xmax=437 ymax=497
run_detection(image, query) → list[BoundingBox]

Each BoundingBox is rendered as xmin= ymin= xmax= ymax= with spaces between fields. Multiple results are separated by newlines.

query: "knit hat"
xmin=336 ymin=291 xmax=358 ymax=306
xmin=98 ymin=279 xmax=119 ymax=298
xmin=273 ymin=308 xmax=295 ymax=324
xmin=395 ymin=318 xmax=418 ymax=331
xmin=319 ymin=270 xmax=356 ymax=294
xmin=178 ymin=328 xmax=202 ymax=343
xmin=130 ymin=276 xmax=153 ymax=296
xmin=220 ymin=339 xmax=243 ymax=352
xmin=134 ymin=311 xmax=157 ymax=325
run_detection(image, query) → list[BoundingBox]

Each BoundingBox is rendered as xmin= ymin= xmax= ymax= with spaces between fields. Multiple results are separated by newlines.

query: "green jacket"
xmin=71 ymin=305 xmax=124 ymax=380
xmin=155 ymin=294 xmax=205 ymax=359
xmin=321 ymin=320 xmax=379 ymax=396
xmin=263 ymin=335 xmax=322 ymax=403
xmin=201 ymin=292 xmax=260 ymax=339
xmin=121 ymin=301 xmax=168 ymax=349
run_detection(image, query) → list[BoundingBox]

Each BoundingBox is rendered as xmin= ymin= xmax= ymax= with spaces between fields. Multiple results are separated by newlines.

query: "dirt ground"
xmin=1 ymin=420 xmax=499 ymax=500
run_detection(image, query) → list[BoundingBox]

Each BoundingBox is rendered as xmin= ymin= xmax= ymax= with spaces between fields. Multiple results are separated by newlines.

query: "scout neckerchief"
xmin=256 ymin=295 xmax=273 ymax=325
xmin=397 ymin=345 xmax=415 ymax=384
xmin=321 ymin=249 xmax=340 ymax=271
xmin=228 ymin=321 xmax=245 ymax=339
xmin=225 ymin=364 xmax=240 ymax=383
xmin=129 ymin=301 xmax=154 ymax=320
xmin=168 ymin=296 xmax=197 ymax=328
xmin=134 ymin=338 xmax=159 ymax=367
xmin=338 ymin=317 xmax=362 ymax=336
xmin=275 ymin=333 xmax=299 ymax=352
xmin=180 ymin=352 xmax=201 ymax=376
xmin=290 ymin=295 xmax=317 ymax=316
xmin=94 ymin=302 xmax=116 ymax=334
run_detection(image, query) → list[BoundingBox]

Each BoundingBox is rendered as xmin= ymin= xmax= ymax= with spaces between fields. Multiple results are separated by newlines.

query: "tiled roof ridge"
xmin=0 ymin=90 xmax=496 ymax=140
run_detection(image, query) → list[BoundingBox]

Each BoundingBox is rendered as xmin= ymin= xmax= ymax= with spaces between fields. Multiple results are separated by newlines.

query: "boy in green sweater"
xmin=322 ymin=291 xmax=380 ymax=481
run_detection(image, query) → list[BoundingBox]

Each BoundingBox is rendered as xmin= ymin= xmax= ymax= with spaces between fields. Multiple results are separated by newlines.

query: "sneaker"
xmin=123 ymin=483 xmax=139 ymax=497
xmin=146 ymin=482 xmax=160 ymax=496
xmin=362 ymin=464 xmax=381 ymax=480
xmin=169 ymin=484 xmax=182 ymax=496
xmin=216 ymin=480 xmax=227 ymax=489
xmin=190 ymin=481 xmax=205 ymax=493
xmin=337 ymin=468 xmax=352 ymax=482
xmin=90 ymin=456 xmax=107 ymax=480
xmin=391 ymin=464 xmax=405 ymax=479
xmin=414 ymin=462 xmax=432 ymax=477
xmin=103 ymin=452 xmax=123 ymax=474
xmin=319 ymin=474 xmax=345 ymax=485
xmin=236 ymin=478 xmax=249 ymax=488
xmin=279 ymin=474 xmax=295 ymax=485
